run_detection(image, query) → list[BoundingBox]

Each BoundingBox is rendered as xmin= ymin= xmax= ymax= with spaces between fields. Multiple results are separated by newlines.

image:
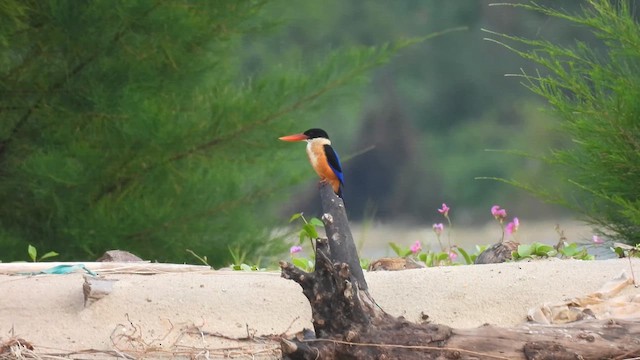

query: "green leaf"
xmin=28 ymin=244 xmax=37 ymax=262
xmin=436 ymin=252 xmax=449 ymax=262
xmin=482 ymin=2 xmax=640 ymax=245
xmin=517 ymin=244 xmax=533 ymax=258
xmin=425 ymin=252 xmax=435 ymax=267
xmin=613 ymin=246 xmax=626 ymax=258
xmin=574 ymin=249 xmax=588 ymax=259
xmin=39 ymin=251 xmax=59 ymax=261
xmin=289 ymin=213 xmax=303 ymax=223
xmin=309 ymin=217 xmax=324 ymax=227
xmin=533 ymin=243 xmax=554 ymax=256
xmin=239 ymin=263 xmax=252 ymax=271
xmin=298 ymin=229 xmax=308 ymax=244
xmin=303 ymin=223 xmax=319 ymax=239
xmin=389 ymin=242 xmax=404 ymax=257
xmin=359 ymin=258 xmax=370 ymax=270
xmin=292 ymin=257 xmax=312 ymax=271
xmin=457 ymin=247 xmax=473 ymax=265
xmin=560 ymin=243 xmax=577 ymax=256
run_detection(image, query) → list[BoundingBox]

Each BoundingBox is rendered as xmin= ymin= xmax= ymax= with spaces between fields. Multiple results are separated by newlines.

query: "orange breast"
xmin=307 ymin=142 xmax=341 ymax=194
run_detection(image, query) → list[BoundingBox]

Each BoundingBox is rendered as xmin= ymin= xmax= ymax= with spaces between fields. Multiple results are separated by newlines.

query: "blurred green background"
xmin=266 ymin=0 xmax=585 ymax=223
xmin=0 ymin=1 xmax=603 ymax=265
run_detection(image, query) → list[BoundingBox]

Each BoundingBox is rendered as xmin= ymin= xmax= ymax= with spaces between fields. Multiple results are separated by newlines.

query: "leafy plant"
xmin=290 ymin=252 xmax=315 ymax=272
xmin=612 ymin=243 xmax=640 ymax=259
xmin=187 ymin=247 xmax=264 ymax=270
xmin=512 ymin=242 xmax=557 ymax=260
xmin=388 ymin=203 xmax=490 ymax=267
xmin=0 ymin=1 xmax=415 ymax=265
xmin=227 ymin=246 xmax=265 ymax=271
xmin=484 ymin=0 xmax=640 ymax=244
xmin=186 ymin=249 xmax=211 ymax=267
xmin=457 ymin=245 xmax=487 ymax=265
xmin=289 ymin=212 xmax=324 ymax=251
xmin=388 ymin=242 xmax=413 ymax=258
xmin=389 ymin=240 xmax=482 ymax=267
xmin=557 ymin=243 xmax=589 ymax=260
xmin=418 ymin=251 xmax=454 ymax=267
xmin=27 ymin=244 xmax=58 ymax=262
xmin=287 ymin=212 xmax=325 ymax=271
xmin=609 ymin=242 xmax=639 ymax=285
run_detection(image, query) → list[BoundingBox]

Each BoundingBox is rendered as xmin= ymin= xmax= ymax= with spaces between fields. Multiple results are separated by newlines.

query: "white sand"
xmin=1 ymin=258 xmax=638 ymax=359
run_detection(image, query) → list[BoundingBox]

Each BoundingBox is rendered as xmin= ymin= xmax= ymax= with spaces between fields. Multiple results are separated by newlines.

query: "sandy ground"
xmin=1 ymin=258 xmax=639 ymax=359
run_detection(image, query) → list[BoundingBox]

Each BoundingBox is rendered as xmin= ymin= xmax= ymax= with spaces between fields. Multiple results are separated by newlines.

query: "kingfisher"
xmin=279 ymin=128 xmax=344 ymax=198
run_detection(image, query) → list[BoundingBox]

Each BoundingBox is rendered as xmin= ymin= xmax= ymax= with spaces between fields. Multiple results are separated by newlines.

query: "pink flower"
xmin=290 ymin=245 xmax=303 ymax=254
xmin=505 ymin=217 xmax=520 ymax=235
xmin=432 ymin=223 xmax=444 ymax=235
xmin=449 ymin=251 xmax=458 ymax=262
xmin=491 ymin=205 xmax=507 ymax=220
xmin=438 ymin=203 xmax=450 ymax=217
xmin=592 ymin=235 xmax=604 ymax=244
xmin=410 ymin=240 xmax=422 ymax=254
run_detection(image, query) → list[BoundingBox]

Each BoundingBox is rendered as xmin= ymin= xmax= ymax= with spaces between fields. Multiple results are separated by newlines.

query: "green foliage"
xmin=388 ymin=241 xmax=484 ymax=267
xmin=418 ymin=251 xmax=453 ymax=267
xmin=612 ymin=243 xmax=640 ymax=259
xmin=242 ymin=1 xmax=587 ymax=221
xmin=291 ymin=256 xmax=314 ymax=272
xmin=388 ymin=242 xmax=413 ymax=258
xmin=27 ymin=244 xmax=59 ymax=262
xmin=485 ymin=0 xmax=640 ymax=243
xmin=227 ymin=246 xmax=265 ymax=271
xmin=290 ymin=213 xmax=323 ymax=244
xmin=512 ymin=241 xmax=593 ymax=261
xmin=185 ymin=249 xmax=210 ymax=267
xmin=457 ymin=246 xmax=486 ymax=265
xmin=288 ymin=212 xmax=324 ymax=271
xmin=290 ymin=212 xmax=323 ymax=248
xmin=0 ymin=1 xmax=409 ymax=265
xmin=558 ymin=243 xmax=591 ymax=260
xmin=513 ymin=242 xmax=556 ymax=259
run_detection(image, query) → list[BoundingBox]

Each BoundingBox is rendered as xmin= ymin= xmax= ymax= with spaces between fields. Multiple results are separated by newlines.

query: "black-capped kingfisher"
xmin=279 ymin=128 xmax=344 ymax=198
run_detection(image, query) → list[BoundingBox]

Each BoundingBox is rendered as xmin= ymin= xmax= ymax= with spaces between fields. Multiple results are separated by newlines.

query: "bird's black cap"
xmin=303 ymin=128 xmax=329 ymax=140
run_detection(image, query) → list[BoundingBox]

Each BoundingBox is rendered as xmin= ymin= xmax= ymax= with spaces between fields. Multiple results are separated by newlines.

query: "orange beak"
xmin=278 ymin=133 xmax=309 ymax=142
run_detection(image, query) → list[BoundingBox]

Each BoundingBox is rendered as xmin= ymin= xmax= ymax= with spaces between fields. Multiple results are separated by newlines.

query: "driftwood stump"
xmin=280 ymin=183 xmax=640 ymax=359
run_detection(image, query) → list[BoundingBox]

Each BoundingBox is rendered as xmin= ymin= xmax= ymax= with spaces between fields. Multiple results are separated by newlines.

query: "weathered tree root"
xmin=280 ymin=238 xmax=453 ymax=360
xmin=281 ymin=248 xmax=640 ymax=359
xmin=279 ymin=184 xmax=640 ymax=359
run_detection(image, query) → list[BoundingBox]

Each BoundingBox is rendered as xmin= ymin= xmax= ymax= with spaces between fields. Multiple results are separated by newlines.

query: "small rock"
xmin=96 ymin=250 xmax=144 ymax=262
xmin=368 ymin=257 xmax=425 ymax=271
xmin=474 ymin=241 xmax=519 ymax=264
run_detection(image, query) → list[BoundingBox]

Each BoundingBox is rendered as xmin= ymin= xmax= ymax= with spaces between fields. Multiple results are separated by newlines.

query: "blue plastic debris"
xmin=23 ymin=264 xmax=97 ymax=276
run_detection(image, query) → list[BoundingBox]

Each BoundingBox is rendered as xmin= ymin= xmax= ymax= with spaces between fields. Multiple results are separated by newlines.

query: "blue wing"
xmin=324 ymin=144 xmax=344 ymax=185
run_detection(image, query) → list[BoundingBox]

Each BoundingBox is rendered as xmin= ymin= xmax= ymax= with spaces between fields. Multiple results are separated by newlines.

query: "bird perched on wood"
xmin=279 ymin=128 xmax=344 ymax=198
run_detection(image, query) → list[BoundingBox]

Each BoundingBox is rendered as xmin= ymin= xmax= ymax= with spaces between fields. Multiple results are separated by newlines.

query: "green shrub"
xmin=0 ymin=1 xmax=403 ymax=264
xmin=485 ymin=0 xmax=640 ymax=244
